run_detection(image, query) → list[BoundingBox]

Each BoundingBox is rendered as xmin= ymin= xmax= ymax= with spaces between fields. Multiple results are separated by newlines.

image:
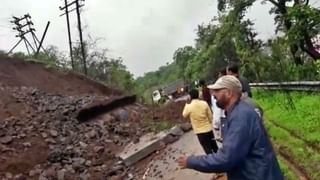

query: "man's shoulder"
xmin=188 ymin=99 xmax=204 ymax=107
xmin=237 ymin=100 xmax=253 ymax=110
xmin=193 ymin=99 xmax=210 ymax=109
xmin=193 ymin=99 xmax=205 ymax=104
xmin=231 ymin=100 xmax=259 ymax=120
xmin=183 ymin=102 xmax=191 ymax=109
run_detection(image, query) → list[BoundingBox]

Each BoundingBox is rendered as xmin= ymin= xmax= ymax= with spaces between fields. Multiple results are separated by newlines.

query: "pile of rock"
xmin=0 ymin=85 xmax=148 ymax=179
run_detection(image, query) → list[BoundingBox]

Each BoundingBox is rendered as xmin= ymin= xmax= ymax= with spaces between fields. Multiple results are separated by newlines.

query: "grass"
xmin=255 ymin=91 xmax=320 ymax=145
xmin=150 ymin=121 xmax=172 ymax=132
xmin=25 ymin=58 xmax=57 ymax=69
xmin=278 ymin=157 xmax=297 ymax=180
xmin=264 ymin=119 xmax=320 ymax=179
xmin=255 ymin=91 xmax=320 ymax=179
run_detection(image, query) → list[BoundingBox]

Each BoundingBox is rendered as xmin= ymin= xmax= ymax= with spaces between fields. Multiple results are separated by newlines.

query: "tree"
xmin=133 ymin=0 xmax=320 ymax=102
xmin=173 ymin=46 xmax=197 ymax=80
xmin=35 ymin=45 xmax=68 ymax=67
xmin=186 ymin=1 xmax=260 ymax=81
xmin=265 ymin=0 xmax=320 ymax=64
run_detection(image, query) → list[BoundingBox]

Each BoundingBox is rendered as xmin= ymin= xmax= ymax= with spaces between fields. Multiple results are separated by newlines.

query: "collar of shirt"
xmin=225 ymin=98 xmax=241 ymax=117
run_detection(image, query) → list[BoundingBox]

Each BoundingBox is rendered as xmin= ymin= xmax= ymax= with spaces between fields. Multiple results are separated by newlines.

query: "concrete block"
xmin=179 ymin=122 xmax=192 ymax=132
xmin=117 ymin=131 xmax=168 ymax=166
xmin=168 ymin=125 xmax=184 ymax=136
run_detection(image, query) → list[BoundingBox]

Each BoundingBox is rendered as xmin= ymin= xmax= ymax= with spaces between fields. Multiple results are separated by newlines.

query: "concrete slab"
xmin=118 ymin=131 xmax=169 ymax=166
xmin=168 ymin=125 xmax=184 ymax=136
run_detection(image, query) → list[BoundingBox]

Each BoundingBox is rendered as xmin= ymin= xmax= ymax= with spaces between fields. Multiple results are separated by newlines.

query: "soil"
xmin=0 ymin=56 xmax=121 ymax=96
xmin=147 ymin=101 xmax=186 ymax=124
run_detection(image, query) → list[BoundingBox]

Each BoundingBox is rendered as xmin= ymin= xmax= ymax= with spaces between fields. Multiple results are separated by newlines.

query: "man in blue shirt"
xmin=177 ymin=75 xmax=283 ymax=180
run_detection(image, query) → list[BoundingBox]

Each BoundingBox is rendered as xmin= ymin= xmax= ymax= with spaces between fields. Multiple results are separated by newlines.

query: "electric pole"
xmin=60 ymin=0 xmax=75 ymax=70
xmin=60 ymin=0 xmax=87 ymax=75
xmin=9 ymin=14 xmax=36 ymax=55
xmin=75 ymin=0 xmax=87 ymax=75
xmin=8 ymin=14 xmax=49 ymax=56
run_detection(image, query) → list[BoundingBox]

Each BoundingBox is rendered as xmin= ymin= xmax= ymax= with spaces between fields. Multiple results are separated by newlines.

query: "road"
xmin=141 ymin=131 xmax=226 ymax=180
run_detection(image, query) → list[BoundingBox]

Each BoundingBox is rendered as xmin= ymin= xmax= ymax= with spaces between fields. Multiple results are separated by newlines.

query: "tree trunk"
xmin=300 ymin=33 xmax=320 ymax=60
xmin=290 ymin=44 xmax=303 ymax=65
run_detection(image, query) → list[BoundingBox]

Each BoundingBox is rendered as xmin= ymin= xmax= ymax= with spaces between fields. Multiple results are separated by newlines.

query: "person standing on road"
xmin=210 ymin=68 xmax=227 ymax=148
xmin=226 ymin=62 xmax=252 ymax=98
xmin=198 ymin=79 xmax=212 ymax=107
xmin=178 ymin=75 xmax=283 ymax=180
xmin=182 ymin=89 xmax=218 ymax=154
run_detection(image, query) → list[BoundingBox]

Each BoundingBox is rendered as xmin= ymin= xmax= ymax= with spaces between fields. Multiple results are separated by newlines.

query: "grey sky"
xmin=1 ymin=0 xmax=317 ymax=77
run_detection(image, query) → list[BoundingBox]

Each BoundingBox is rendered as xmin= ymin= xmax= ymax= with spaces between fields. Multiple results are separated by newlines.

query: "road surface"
xmin=141 ymin=131 xmax=226 ymax=180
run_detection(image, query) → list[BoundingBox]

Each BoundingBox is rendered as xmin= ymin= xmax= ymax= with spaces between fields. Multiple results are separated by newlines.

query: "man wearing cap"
xmin=177 ymin=75 xmax=283 ymax=180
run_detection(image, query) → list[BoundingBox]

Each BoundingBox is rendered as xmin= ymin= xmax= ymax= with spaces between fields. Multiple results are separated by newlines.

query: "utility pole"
xmin=60 ymin=0 xmax=75 ymax=70
xmin=75 ymin=0 xmax=87 ymax=75
xmin=25 ymin=16 xmax=48 ymax=54
xmin=9 ymin=14 xmax=35 ymax=55
xmin=8 ymin=14 xmax=49 ymax=55
xmin=60 ymin=0 xmax=87 ymax=75
xmin=26 ymin=18 xmax=38 ymax=49
xmin=36 ymin=21 xmax=50 ymax=55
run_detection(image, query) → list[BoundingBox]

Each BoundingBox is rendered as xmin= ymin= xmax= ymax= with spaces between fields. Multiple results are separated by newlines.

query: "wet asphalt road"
xmin=141 ymin=131 xmax=226 ymax=180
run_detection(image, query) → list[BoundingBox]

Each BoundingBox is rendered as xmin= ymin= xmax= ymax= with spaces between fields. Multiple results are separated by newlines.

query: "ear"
xmin=226 ymin=89 xmax=233 ymax=98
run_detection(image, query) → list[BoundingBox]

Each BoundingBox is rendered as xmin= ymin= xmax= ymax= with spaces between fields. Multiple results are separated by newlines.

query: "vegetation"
xmin=256 ymin=91 xmax=320 ymax=144
xmin=8 ymin=40 xmax=134 ymax=93
xmin=148 ymin=120 xmax=172 ymax=133
xmin=133 ymin=0 xmax=320 ymax=102
xmin=278 ymin=157 xmax=297 ymax=180
xmin=255 ymin=91 xmax=320 ymax=179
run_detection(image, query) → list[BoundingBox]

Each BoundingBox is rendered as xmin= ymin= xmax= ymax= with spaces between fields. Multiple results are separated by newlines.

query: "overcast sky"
xmin=0 ymin=0 xmax=318 ymax=77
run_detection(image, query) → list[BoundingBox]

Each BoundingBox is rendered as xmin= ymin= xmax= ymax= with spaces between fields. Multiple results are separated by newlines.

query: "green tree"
xmin=266 ymin=0 xmax=320 ymax=64
xmin=173 ymin=46 xmax=197 ymax=80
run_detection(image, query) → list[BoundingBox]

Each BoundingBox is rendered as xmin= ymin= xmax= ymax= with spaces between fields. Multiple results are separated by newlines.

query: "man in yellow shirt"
xmin=182 ymin=89 xmax=218 ymax=154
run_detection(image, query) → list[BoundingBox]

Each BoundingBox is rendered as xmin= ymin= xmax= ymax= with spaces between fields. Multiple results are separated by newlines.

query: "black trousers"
xmin=197 ymin=131 xmax=218 ymax=154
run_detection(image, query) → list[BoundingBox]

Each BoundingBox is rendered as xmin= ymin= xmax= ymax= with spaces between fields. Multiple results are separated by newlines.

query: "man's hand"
xmin=177 ymin=156 xmax=188 ymax=169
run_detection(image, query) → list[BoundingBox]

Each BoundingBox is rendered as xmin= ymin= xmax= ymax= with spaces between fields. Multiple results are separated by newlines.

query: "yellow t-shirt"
xmin=182 ymin=99 xmax=213 ymax=134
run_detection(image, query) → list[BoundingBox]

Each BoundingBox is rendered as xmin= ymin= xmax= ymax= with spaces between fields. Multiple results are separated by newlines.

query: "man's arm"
xmin=186 ymin=113 xmax=253 ymax=173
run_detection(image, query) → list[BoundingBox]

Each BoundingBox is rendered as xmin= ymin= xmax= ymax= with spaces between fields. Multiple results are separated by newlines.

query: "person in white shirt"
xmin=209 ymin=68 xmax=226 ymax=148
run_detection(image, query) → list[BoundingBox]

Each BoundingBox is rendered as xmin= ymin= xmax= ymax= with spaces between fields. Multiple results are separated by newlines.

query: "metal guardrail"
xmin=249 ymin=81 xmax=320 ymax=92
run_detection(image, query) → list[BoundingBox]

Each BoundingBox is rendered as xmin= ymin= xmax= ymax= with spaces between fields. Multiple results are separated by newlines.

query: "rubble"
xmin=0 ymin=85 xmax=147 ymax=179
xmin=0 ymin=136 xmax=13 ymax=144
